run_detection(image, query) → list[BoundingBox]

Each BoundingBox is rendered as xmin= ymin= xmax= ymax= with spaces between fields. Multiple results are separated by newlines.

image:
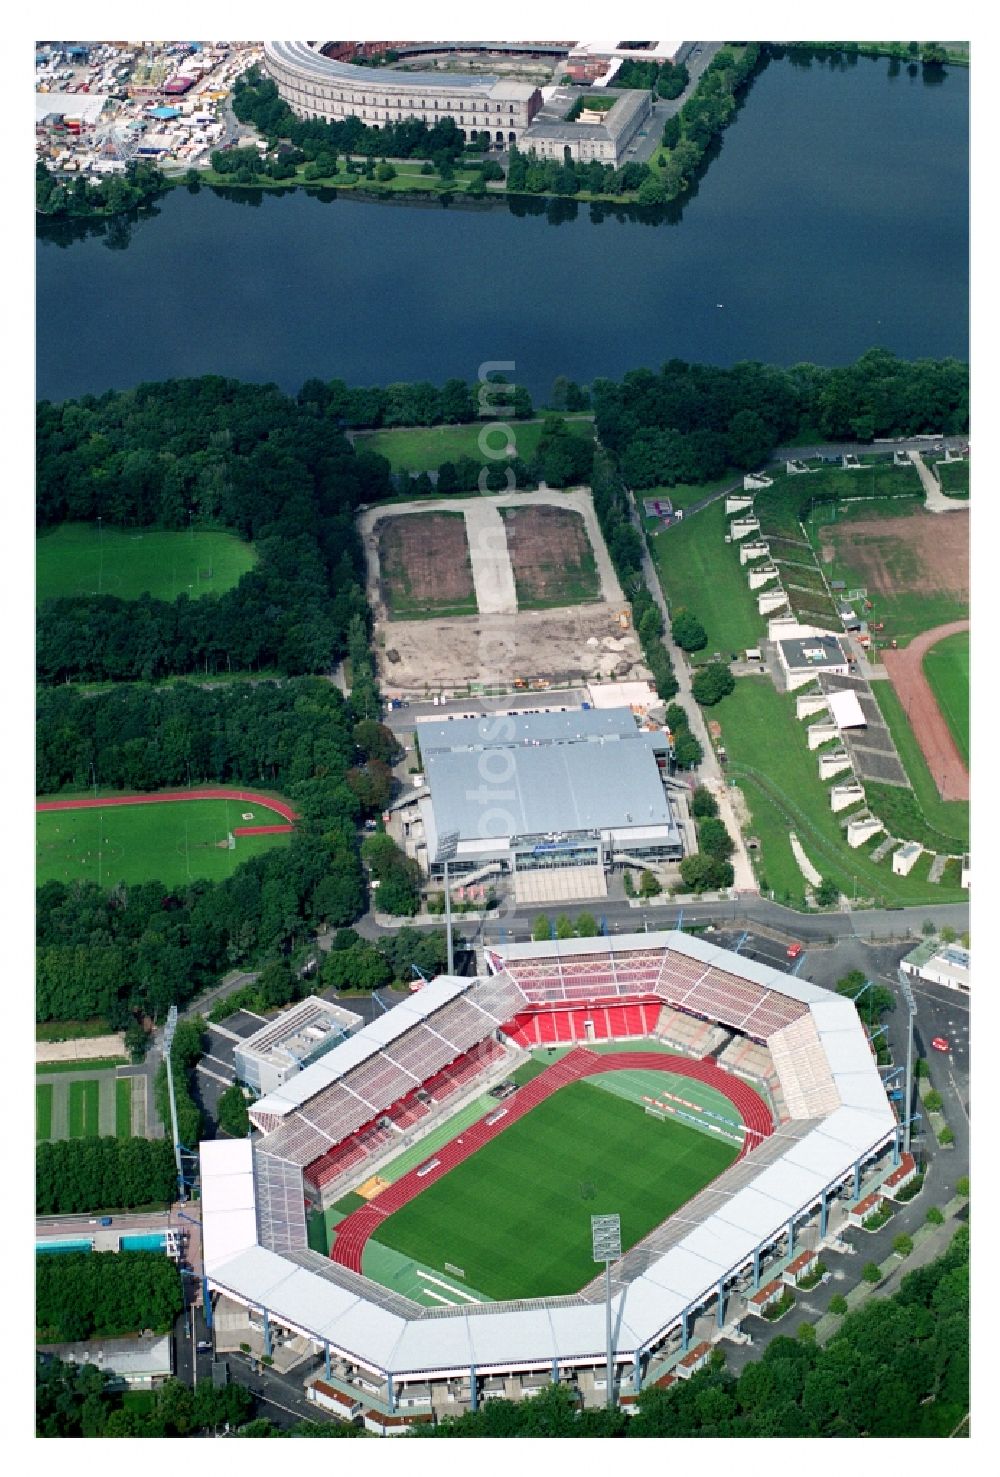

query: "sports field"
xmin=36 ymin=797 xmax=291 ymax=888
xmin=68 ymin=1079 xmax=101 ymax=1138
xmin=37 ymin=523 xmax=257 ymax=603
xmin=36 ymin=1084 xmax=53 ymax=1141
xmin=922 ymin=631 xmax=970 ymax=766
xmin=116 ymin=1078 xmax=133 ymax=1139
xmin=358 ymin=418 xmax=593 ymax=474
xmin=368 ymin=1078 xmax=738 ymax=1299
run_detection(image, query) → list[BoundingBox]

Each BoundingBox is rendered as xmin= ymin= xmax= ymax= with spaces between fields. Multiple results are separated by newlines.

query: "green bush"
xmin=671 ymin=608 xmax=707 ymax=651
xmin=532 ymin=914 xmax=553 ymax=941
xmin=892 ymin=1233 xmax=914 ymax=1257
xmin=690 ymin=786 xmax=718 ymax=819
xmin=925 ymin=1206 xmax=945 ymax=1226
xmin=956 ymin=1176 xmax=969 ymax=1197
xmin=938 ymin=1126 xmax=955 ymax=1146
xmin=828 ymin=1293 xmax=848 ymax=1315
xmin=923 ymin=1088 xmax=943 ymax=1112
xmin=639 ymin=869 xmax=662 ymax=898
xmin=861 ymin=1262 xmax=883 ymax=1284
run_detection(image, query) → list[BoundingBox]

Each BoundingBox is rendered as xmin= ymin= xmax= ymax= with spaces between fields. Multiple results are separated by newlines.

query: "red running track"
xmin=232 ymin=824 xmax=294 ymax=836
xmin=330 ymin=1047 xmax=772 ymax=1274
xmin=36 ymin=788 xmax=297 ymax=821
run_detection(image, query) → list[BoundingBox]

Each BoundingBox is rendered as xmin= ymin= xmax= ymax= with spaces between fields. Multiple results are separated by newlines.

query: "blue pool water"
xmin=120 ymin=1233 xmax=168 ymax=1252
xmin=36 ymin=1238 xmax=93 ymax=1254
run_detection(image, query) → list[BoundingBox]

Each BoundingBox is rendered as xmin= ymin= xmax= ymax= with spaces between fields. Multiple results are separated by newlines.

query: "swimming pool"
xmin=36 ymin=1238 xmax=93 ymax=1254
xmin=120 ymin=1233 xmax=168 ymax=1252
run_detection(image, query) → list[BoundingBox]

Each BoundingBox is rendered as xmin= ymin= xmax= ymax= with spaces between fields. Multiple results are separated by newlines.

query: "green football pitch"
xmin=368 ymin=1078 xmax=740 ymax=1300
xmin=36 ymin=523 xmax=256 ymax=604
xmin=36 ymin=797 xmax=291 ymax=888
xmin=923 ymin=630 xmax=970 ymax=767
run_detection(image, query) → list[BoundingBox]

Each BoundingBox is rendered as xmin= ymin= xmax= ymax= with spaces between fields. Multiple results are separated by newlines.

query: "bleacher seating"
xmin=655 ymin=951 xmax=809 ymax=1041
xmin=768 ymin=1015 xmax=840 ymax=1119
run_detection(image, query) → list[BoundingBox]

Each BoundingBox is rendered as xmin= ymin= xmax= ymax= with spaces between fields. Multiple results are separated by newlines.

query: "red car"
xmin=786 ymin=942 xmax=803 ymax=961
xmin=931 ymin=1036 xmax=950 ymax=1053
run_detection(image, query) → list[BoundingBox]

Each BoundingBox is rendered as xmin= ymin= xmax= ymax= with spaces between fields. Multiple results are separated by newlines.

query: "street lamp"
xmin=898 ymin=970 xmax=918 ymax=1155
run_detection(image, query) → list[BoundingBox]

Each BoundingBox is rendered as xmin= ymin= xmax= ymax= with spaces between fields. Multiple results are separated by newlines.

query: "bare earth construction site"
xmin=359 ymin=491 xmax=651 ymax=693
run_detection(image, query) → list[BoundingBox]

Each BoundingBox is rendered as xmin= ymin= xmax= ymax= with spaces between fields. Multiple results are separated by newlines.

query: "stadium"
xmin=200 ymin=930 xmax=903 ymax=1432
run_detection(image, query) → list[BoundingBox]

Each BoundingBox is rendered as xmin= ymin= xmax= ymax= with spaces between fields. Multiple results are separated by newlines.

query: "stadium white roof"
xmin=827 ymin=689 xmax=867 ymax=729
xmin=251 ymin=976 xmax=470 ymax=1120
xmin=202 ymin=932 xmax=896 ymax=1380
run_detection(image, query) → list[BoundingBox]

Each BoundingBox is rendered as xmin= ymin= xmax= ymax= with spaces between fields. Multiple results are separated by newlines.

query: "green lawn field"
xmin=36 ymin=797 xmax=291 ymax=889
xmin=116 ymin=1078 xmax=133 ymax=1140
xmin=37 ymin=523 xmax=257 ymax=604
xmin=639 ymin=471 xmax=742 ymax=523
xmin=368 ymin=1078 xmax=738 ymax=1299
xmin=922 ymin=631 xmax=970 ymax=767
xmin=357 ymin=417 xmax=593 ymax=473
xmin=715 ymin=679 xmax=968 ymax=907
xmin=68 ymin=1079 xmax=101 ymax=1138
xmin=651 ymin=500 xmax=763 ymax=660
xmin=935 ymin=459 xmax=970 ymax=498
xmin=36 ymin=1084 xmax=53 ymax=1141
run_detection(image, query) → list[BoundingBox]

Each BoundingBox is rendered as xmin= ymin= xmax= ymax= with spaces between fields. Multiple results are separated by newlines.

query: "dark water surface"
xmin=36 ymin=56 xmax=968 ymax=402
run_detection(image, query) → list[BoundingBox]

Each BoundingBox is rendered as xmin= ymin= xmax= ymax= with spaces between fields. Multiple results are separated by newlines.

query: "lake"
xmin=36 ymin=54 xmax=968 ymax=404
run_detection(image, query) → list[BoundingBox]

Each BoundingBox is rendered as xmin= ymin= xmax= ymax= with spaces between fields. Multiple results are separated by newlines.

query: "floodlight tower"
xmin=591 ymin=1213 xmax=621 ymax=1408
xmin=438 ymin=829 xmax=460 ymax=975
xmin=897 ymin=969 xmax=918 ymax=1155
xmin=162 ymin=1005 xmax=186 ymax=1203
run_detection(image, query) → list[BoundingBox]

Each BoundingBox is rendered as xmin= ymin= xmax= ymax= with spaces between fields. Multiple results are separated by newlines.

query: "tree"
xmin=862 ymin=1262 xmax=883 ymax=1284
xmin=576 ymin=912 xmax=599 ymax=937
xmin=555 ymin=913 xmax=575 ymax=939
xmin=217 ymin=1083 xmax=250 ymax=1137
xmin=939 ymin=925 xmax=957 ymax=944
xmin=893 ymin=1234 xmax=914 ymax=1258
xmin=697 ymin=817 xmax=735 ymax=861
xmin=637 ymin=175 xmax=667 ymax=206
xmin=375 ymin=161 xmax=396 ymax=181
xmin=671 ymin=609 xmax=708 ymax=652
xmin=691 ymin=663 xmax=735 ymax=706
xmin=828 ymin=1293 xmax=848 ymax=1315
xmin=924 ymin=1089 xmax=943 ymax=1112
xmin=955 ymin=1176 xmax=969 ymax=1198
xmin=921 ymin=42 xmax=948 ymax=66
xmin=638 ymin=869 xmax=662 ymax=898
xmin=926 ymin=1206 xmax=945 ymax=1226
xmin=690 ymin=786 xmax=718 ymax=818
xmin=679 ymin=852 xmax=732 ymax=892
xmin=532 ymin=914 xmax=552 ymax=941
xmin=673 ymin=730 xmax=703 ymax=769
xmin=815 ymin=876 xmax=840 ymax=907
xmin=938 ymin=1127 xmax=955 ymax=1145
xmin=797 ymin=1322 xmax=816 ymax=1344
xmin=623 ymin=870 xmax=635 ymax=897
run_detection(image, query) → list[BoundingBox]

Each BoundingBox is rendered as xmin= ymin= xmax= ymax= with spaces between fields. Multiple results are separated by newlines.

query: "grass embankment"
xmin=868 ymin=683 xmax=969 ymax=851
xmin=651 ymin=499 xmax=762 ymax=660
xmin=36 ymin=797 xmax=291 ymax=889
xmin=714 ymin=679 xmax=968 ymax=907
xmin=357 ymin=417 xmax=594 ymax=474
xmin=639 ymin=471 xmax=743 ymax=528
xmin=37 ymin=524 xmax=256 ymax=603
xmin=922 ymin=631 xmax=969 ymax=764
xmin=372 ymin=1079 xmax=737 ymax=1300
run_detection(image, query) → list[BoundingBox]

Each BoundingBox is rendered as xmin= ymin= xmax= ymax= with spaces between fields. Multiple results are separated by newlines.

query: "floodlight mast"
xmin=438 ymin=830 xmax=460 ymax=976
xmin=162 ymin=1005 xmax=186 ymax=1202
xmin=592 ymin=1213 xmax=621 ymax=1407
xmin=897 ymin=969 xmax=918 ymax=1155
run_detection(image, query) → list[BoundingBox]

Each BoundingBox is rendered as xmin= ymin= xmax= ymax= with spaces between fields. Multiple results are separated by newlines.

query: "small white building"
xmin=776 ymin=635 xmax=850 ymax=692
xmin=901 ymin=940 xmax=970 ymax=994
xmin=234 ymin=997 xmax=364 ymax=1096
xmin=38 ymin=1334 xmax=173 ymax=1390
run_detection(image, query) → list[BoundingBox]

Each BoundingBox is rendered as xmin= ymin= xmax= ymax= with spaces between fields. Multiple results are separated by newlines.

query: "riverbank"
xmin=778 ymin=40 xmax=968 ymax=66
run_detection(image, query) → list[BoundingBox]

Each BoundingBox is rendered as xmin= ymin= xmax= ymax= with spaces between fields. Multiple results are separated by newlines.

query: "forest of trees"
xmin=35 ymin=681 xmax=389 ymax=1025
xmin=36 ymin=377 xmax=389 ymax=682
xmin=36 ymin=158 xmax=166 ymax=220
xmin=36 ymin=1359 xmax=361 ymax=1438
xmin=297 ymin=373 xmax=533 ymax=429
xmin=36 ymin=1138 xmax=177 ymax=1215
xmin=593 ymin=350 xmax=970 ymax=488
xmin=36 ymin=1251 xmax=184 ymax=1343
xmin=415 ymin=1226 xmax=968 ymax=1437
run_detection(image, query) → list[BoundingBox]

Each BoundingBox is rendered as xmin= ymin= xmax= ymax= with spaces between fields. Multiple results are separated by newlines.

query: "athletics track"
xmin=329 ymin=1046 xmax=772 ymax=1274
xmin=36 ymin=787 xmax=296 ymax=834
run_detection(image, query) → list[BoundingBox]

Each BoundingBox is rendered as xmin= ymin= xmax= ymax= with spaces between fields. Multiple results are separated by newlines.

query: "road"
xmin=624 ymin=44 xmax=724 ymax=164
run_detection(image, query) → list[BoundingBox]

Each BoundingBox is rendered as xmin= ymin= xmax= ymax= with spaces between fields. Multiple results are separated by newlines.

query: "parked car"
xmin=786 ymin=942 xmax=804 ymax=961
xmin=931 ymin=1036 xmax=950 ymax=1053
